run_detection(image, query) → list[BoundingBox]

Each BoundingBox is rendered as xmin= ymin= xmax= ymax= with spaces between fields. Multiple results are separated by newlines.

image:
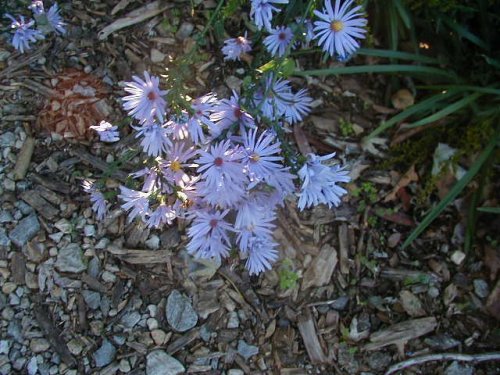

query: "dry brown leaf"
xmin=391 ymin=89 xmax=415 ymax=110
xmin=484 ymin=245 xmax=500 ymax=281
xmin=301 ymin=245 xmax=338 ymax=290
xmin=384 ymin=165 xmax=418 ymax=202
xmin=399 ymin=290 xmax=426 ymax=317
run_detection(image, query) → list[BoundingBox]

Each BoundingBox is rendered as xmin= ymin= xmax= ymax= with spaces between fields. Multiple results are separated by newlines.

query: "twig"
xmin=385 ymin=352 xmax=500 ymax=375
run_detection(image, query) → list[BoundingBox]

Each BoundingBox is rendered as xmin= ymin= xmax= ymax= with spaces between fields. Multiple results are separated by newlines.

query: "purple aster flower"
xmin=82 ymin=180 xmax=108 ymax=220
xmin=161 ymin=141 xmax=198 ymax=185
xmin=253 ymin=75 xmax=294 ymax=121
xmin=123 ymin=72 xmax=168 ymax=123
xmin=210 ymin=92 xmax=255 ymax=137
xmin=131 ymin=167 xmax=160 ymax=193
xmin=187 ymin=209 xmax=234 ymax=260
xmin=265 ymin=166 xmax=296 ymax=198
xmin=29 ymin=1 xmax=45 ymax=15
xmin=5 ymin=14 xmax=44 ymax=53
xmin=244 ymin=235 xmax=279 ymax=275
xmin=197 ymin=179 xmax=245 ymax=208
xmin=242 ymin=129 xmax=283 ymax=186
xmin=90 ymin=120 xmax=120 ymax=142
xmin=250 ymin=0 xmax=289 ymax=31
xmin=188 ymin=93 xmax=218 ymax=144
xmin=235 ymin=200 xmax=276 ymax=252
xmin=196 ymin=139 xmax=245 ymax=189
xmin=284 ymin=88 xmax=313 ymax=124
xmin=47 ymin=3 xmax=66 ymax=35
xmin=264 ymin=26 xmax=294 ymax=57
xmin=222 ymin=34 xmax=252 ymax=61
xmin=118 ymin=186 xmax=150 ymax=223
xmin=313 ymin=0 xmax=367 ymax=58
xmin=134 ymin=122 xmax=172 ymax=157
xmin=166 ymin=114 xmax=190 ymax=141
xmin=297 ymin=153 xmax=351 ymax=210
xmin=146 ymin=203 xmax=176 ymax=228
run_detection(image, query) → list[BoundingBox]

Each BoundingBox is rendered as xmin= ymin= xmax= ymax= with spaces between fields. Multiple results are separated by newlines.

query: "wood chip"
xmin=364 ymin=317 xmax=437 ymax=351
xmin=11 ymin=253 xmax=26 ymax=285
xmin=106 ymin=245 xmax=172 ymax=264
xmin=338 ymin=224 xmax=350 ymax=275
xmin=13 ymin=136 xmax=35 ymax=181
xmin=81 ymin=273 xmax=108 ymax=294
xmin=302 ymin=244 xmax=338 ymax=290
xmin=297 ymin=308 xmax=329 ymax=364
xmin=20 ymin=190 xmax=59 ymax=220
xmin=166 ymin=328 xmax=200 ymax=354
xmin=70 ymin=147 xmax=128 ymax=182
xmin=399 ymin=290 xmax=426 ymax=317
xmin=30 ymin=173 xmax=71 ymax=194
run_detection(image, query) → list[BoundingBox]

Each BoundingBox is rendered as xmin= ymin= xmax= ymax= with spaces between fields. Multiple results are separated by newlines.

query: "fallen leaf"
xmin=399 ymin=290 xmax=426 ymax=317
xmin=375 ymin=208 xmax=415 ymax=227
xmin=384 ymin=165 xmax=418 ymax=202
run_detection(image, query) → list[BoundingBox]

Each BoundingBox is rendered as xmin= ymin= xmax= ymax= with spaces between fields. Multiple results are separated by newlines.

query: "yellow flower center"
xmin=331 ymin=20 xmax=344 ymax=32
xmin=249 ymin=153 xmax=260 ymax=163
xmin=170 ymin=160 xmax=182 ymax=172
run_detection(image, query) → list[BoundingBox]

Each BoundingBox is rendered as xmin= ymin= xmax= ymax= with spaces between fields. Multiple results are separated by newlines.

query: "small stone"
xmin=0 ymin=340 xmax=10 ymax=355
xmin=7 ymin=320 xmax=22 ymax=342
xmin=444 ymin=361 xmax=473 ymax=375
xmin=101 ymin=270 xmax=116 ymax=283
xmin=425 ymin=334 xmax=461 ymax=350
xmin=82 ymin=290 xmax=101 ymax=310
xmin=83 ymin=225 xmax=95 ymax=237
xmin=121 ymin=311 xmax=141 ymax=329
xmin=451 ymin=250 xmax=466 ymax=265
xmin=0 ymin=210 xmax=13 ymax=223
xmin=166 ymin=290 xmax=198 ymax=332
xmin=27 ymin=357 xmax=38 ymax=375
xmin=87 ymin=257 xmax=100 ymax=278
xmin=0 ymin=228 xmax=10 ymax=247
xmin=145 ymin=235 xmax=160 ymax=250
xmin=30 ymin=338 xmax=50 ymax=353
xmin=3 ymin=178 xmax=15 ymax=191
xmin=331 ymin=296 xmax=349 ymax=311
xmin=2 ymin=282 xmax=17 ymax=294
xmin=227 ymin=311 xmax=239 ymax=329
xmin=367 ymin=352 xmax=392 ymax=371
xmin=55 ymin=244 xmax=86 ymax=273
xmin=228 ymin=370 xmax=244 ymax=375
xmin=151 ymin=329 xmax=167 ymax=346
xmin=9 ymin=214 xmax=40 ymax=247
xmin=146 ymin=350 xmax=185 ymax=375
xmin=119 ymin=359 xmax=131 ymax=373
xmin=93 ymin=339 xmax=116 ymax=368
xmin=67 ymin=338 xmax=84 ymax=355
xmin=237 ymin=340 xmax=259 ymax=360
xmin=9 ymin=294 xmax=20 ymax=305
xmin=473 ymin=279 xmax=489 ymax=298
xmin=150 ymin=49 xmax=165 ymax=63
xmin=147 ymin=318 xmax=159 ymax=331
xmin=175 ymin=22 xmax=194 ymax=40
xmin=0 ymin=132 xmax=15 ymax=147
xmin=54 ymin=218 xmax=72 ymax=234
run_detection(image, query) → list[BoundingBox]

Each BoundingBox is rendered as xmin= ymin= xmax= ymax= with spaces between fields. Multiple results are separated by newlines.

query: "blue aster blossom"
xmin=264 ymin=26 xmax=294 ymax=57
xmin=4 ymin=14 xmax=44 ymax=53
xmin=250 ymin=0 xmax=289 ymax=31
xmin=313 ymin=0 xmax=367 ymax=59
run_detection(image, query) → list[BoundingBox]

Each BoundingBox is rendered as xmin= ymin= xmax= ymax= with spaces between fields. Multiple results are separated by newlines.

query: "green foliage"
xmin=339 ymin=118 xmax=355 ymax=137
xmin=278 ymin=259 xmax=299 ymax=290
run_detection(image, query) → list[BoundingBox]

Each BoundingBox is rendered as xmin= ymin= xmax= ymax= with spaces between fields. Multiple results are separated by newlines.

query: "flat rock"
xmin=237 ymin=340 xmax=259 ymax=360
xmin=93 ymin=339 xmax=116 ymax=368
xmin=121 ymin=311 xmax=141 ymax=329
xmin=8 ymin=214 xmax=40 ymax=247
xmin=0 ymin=131 xmax=15 ymax=147
xmin=55 ymin=244 xmax=86 ymax=273
xmin=82 ymin=290 xmax=101 ymax=310
xmin=166 ymin=290 xmax=198 ymax=332
xmin=444 ymin=361 xmax=473 ymax=375
xmin=146 ymin=350 xmax=185 ymax=375
xmin=0 ymin=228 xmax=10 ymax=247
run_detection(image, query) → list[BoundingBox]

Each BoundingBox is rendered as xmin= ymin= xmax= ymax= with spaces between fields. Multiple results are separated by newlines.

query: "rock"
xmin=30 ymin=338 xmax=50 ymax=353
xmin=121 ymin=311 xmax=141 ymax=329
xmin=228 ymin=370 xmax=244 ymax=375
xmin=7 ymin=320 xmax=23 ymax=343
xmin=146 ymin=350 xmax=185 ymax=375
xmin=151 ymin=329 xmax=168 ymax=346
xmin=145 ymin=234 xmax=160 ymax=249
xmin=55 ymin=244 xmax=86 ymax=273
xmin=93 ymin=339 xmax=116 ymax=368
xmin=367 ymin=352 xmax=391 ymax=371
xmin=237 ymin=340 xmax=259 ymax=360
xmin=150 ymin=49 xmax=165 ymax=63
xmin=147 ymin=318 xmax=159 ymax=331
xmin=331 ymin=296 xmax=349 ymax=311
xmin=0 ymin=340 xmax=10 ymax=355
xmin=166 ymin=290 xmax=198 ymax=332
xmin=119 ymin=359 xmax=131 ymax=373
xmin=82 ymin=290 xmax=101 ymax=310
xmin=444 ymin=361 xmax=473 ymax=375
xmin=450 ymin=250 xmax=466 ymax=265
xmin=87 ymin=257 xmax=100 ymax=278
xmin=8 ymin=214 xmax=40 ymax=247
xmin=175 ymin=22 xmax=194 ymax=40
xmin=67 ymin=338 xmax=84 ymax=355
xmin=3 ymin=178 xmax=15 ymax=191
xmin=0 ymin=210 xmax=13 ymax=223
xmin=0 ymin=132 xmax=15 ymax=147
xmin=27 ymin=357 xmax=38 ymax=375
xmin=425 ymin=334 xmax=460 ymax=350
xmin=473 ymin=279 xmax=489 ymax=298
xmin=227 ymin=311 xmax=239 ymax=329
xmin=0 ymin=228 xmax=10 ymax=247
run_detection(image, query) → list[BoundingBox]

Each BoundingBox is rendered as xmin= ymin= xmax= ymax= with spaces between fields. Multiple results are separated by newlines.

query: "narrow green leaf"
xmin=416 ymin=85 xmax=500 ymax=96
xmin=357 ymin=48 xmax=439 ymax=64
xmin=404 ymin=92 xmax=481 ymax=128
xmin=477 ymin=207 xmax=500 ymax=214
xmin=293 ymin=65 xmax=457 ymax=79
xmin=364 ymin=90 xmax=458 ymax=139
xmin=443 ymin=17 xmax=490 ymax=50
xmin=394 ymin=0 xmax=412 ymax=30
xmin=402 ymin=132 xmax=498 ymax=248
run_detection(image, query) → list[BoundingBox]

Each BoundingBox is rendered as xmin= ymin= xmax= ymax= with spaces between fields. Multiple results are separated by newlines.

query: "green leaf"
xmin=404 ymin=92 xmax=481 ymax=128
xmin=394 ymin=0 xmax=412 ymax=30
xmin=477 ymin=207 xmax=500 ymax=214
xmin=258 ymin=58 xmax=295 ymax=77
xmin=293 ymin=65 xmax=457 ymax=80
xmin=402 ymin=131 xmax=499 ymax=248
xmin=443 ymin=16 xmax=490 ymax=51
xmin=364 ymin=90 xmax=458 ymax=139
xmin=357 ymin=48 xmax=439 ymax=64
xmin=416 ymin=85 xmax=500 ymax=96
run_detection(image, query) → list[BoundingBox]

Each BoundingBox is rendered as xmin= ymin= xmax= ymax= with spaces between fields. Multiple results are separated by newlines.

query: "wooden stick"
xmin=385 ymin=352 xmax=500 ymax=375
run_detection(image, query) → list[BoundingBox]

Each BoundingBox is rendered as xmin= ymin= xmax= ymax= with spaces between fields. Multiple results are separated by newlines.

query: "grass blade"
xmin=404 ymin=93 xmax=481 ymax=128
xmin=443 ymin=16 xmax=490 ymax=51
xmin=402 ymin=131 xmax=498 ymax=248
xmin=357 ymin=48 xmax=439 ymax=64
xmin=294 ymin=65 xmax=457 ymax=79
xmin=477 ymin=207 xmax=500 ymax=214
xmin=364 ymin=90 xmax=458 ymax=139
xmin=416 ymin=85 xmax=500 ymax=95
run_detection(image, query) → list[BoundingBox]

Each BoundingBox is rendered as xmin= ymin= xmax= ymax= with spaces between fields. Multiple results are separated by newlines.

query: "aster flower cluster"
xmin=225 ymin=0 xmax=367 ymax=62
xmin=83 ymin=68 xmax=350 ymax=276
xmin=4 ymin=1 xmax=66 ymax=53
